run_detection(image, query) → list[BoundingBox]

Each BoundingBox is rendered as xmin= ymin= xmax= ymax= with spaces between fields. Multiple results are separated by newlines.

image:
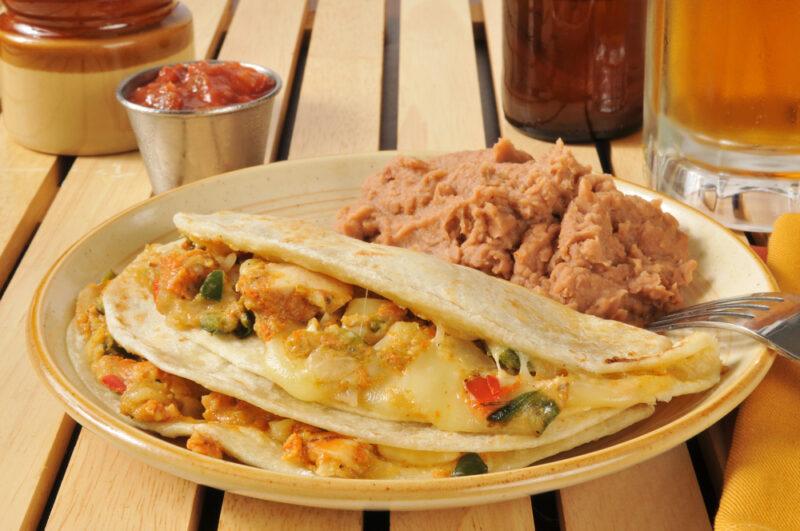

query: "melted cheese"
xmin=250 ymin=322 xmax=722 ymax=436
xmin=148 ymin=246 xmax=720 ymax=438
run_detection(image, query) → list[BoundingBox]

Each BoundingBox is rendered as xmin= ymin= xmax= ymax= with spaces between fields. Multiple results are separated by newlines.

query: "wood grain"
xmin=481 ymin=0 xmax=602 ymax=170
xmin=2 ymin=4 xmax=232 ymax=528
xmin=608 ymin=131 xmax=648 ymax=185
xmin=0 ymin=152 xmax=151 ymax=530
xmin=218 ymin=495 xmax=362 ymax=531
xmin=219 ymin=0 xmax=307 ymax=161
xmin=391 ymin=498 xmax=535 ymax=531
xmin=288 ymin=0 xmax=384 ymax=159
xmin=397 ymin=0 xmax=485 ymax=150
xmin=46 ymin=431 xmax=202 ymax=531
xmin=185 ymin=0 xmax=234 ymax=60
xmin=559 ymin=445 xmax=711 ymax=531
xmin=0 ymin=122 xmax=59 ymax=288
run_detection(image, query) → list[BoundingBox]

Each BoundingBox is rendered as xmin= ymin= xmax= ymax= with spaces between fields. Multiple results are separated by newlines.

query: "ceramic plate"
xmin=29 ymin=152 xmax=776 ymax=510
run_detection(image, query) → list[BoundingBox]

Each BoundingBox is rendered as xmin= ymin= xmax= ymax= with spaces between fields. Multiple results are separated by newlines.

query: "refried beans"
xmin=337 ymin=139 xmax=696 ymax=326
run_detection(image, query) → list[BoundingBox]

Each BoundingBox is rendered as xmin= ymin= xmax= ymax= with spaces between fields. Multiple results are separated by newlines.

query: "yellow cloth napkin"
xmin=716 ymin=213 xmax=800 ymax=530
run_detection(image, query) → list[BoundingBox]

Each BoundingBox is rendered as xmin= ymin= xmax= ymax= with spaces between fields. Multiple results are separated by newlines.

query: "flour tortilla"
xmin=98 ymin=213 xmax=719 ymax=452
xmin=173 ymin=212 xmax=704 ymax=374
xmin=102 ymin=254 xmax=650 ymax=452
xmin=68 ymin=320 xmax=654 ymax=477
xmin=70 ymin=211 xmax=722 ymax=477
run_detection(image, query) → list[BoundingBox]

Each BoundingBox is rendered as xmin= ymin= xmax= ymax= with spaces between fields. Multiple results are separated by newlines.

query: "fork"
xmin=646 ymin=292 xmax=800 ymax=361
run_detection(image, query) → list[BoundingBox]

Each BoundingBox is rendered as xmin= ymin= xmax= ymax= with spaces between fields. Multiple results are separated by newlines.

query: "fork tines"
xmin=647 ymin=293 xmax=787 ymax=328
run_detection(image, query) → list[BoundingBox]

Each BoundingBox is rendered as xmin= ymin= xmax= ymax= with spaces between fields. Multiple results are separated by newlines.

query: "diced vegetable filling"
xmin=145 ymin=239 xmax=566 ymax=434
xmin=201 ymin=392 xmax=277 ymax=430
xmin=74 ymin=278 xmax=478 ymax=478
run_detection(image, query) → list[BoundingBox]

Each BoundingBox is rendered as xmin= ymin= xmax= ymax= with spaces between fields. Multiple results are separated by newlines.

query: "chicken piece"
xmin=340 ymin=298 xmax=407 ymax=345
xmin=282 ymin=423 xmax=374 ymax=478
xmin=153 ymin=248 xmax=216 ymax=300
xmin=236 ymin=259 xmax=353 ymax=339
xmin=201 ymin=392 xmax=277 ymax=431
xmin=187 ymin=432 xmax=224 ymax=459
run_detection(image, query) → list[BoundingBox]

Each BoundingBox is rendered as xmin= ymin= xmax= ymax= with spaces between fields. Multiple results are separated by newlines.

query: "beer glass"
xmin=644 ymin=0 xmax=800 ymax=232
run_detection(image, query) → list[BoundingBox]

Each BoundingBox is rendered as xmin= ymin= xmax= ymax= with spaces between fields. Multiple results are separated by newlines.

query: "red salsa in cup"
xmin=129 ymin=61 xmax=276 ymax=111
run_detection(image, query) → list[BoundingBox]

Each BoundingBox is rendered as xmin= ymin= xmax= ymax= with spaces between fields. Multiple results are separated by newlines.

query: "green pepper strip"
xmin=200 ymin=313 xmax=224 ymax=334
xmin=234 ymin=309 xmax=255 ymax=338
xmin=487 ymin=390 xmax=560 ymax=429
xmin=451 ymin=453 xmax=488 ymax=477
xmin=498 ymin=348 xmax=520 ymax=375
xmin=200 ymin=270 xmax=224 ymax=300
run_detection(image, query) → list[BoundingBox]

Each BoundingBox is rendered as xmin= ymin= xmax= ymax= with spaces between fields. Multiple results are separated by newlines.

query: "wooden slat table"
xmin=0 ymin=1 xmax=735 ymax=529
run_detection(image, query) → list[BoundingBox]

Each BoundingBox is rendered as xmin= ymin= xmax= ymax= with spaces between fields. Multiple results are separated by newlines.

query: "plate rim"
xmin=27 ymin=151 xmax=778 ymax=509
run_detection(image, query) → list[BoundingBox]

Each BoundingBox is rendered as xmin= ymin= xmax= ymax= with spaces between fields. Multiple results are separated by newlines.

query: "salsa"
xmin=129 ymin=61 xmax=276 ymax=111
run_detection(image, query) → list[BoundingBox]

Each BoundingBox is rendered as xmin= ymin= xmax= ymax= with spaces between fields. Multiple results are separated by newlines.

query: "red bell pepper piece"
xmin=101 ymin=374 xmax=126 ymax=394
xmin=465 ymin=375 xmax=508 ymax=405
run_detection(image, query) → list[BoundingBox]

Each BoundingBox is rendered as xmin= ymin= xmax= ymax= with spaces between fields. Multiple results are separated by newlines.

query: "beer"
xmin=645 ymin=0 xmax=800 ymax=232
xmin=502 ymin=0 xmax=645 ymax=142
xmin=659 ymin=0 xmax=800 ymax=149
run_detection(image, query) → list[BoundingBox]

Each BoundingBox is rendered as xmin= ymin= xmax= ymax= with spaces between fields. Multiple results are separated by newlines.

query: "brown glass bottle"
xmin=502 ymin=0 xmax=645 ymax=142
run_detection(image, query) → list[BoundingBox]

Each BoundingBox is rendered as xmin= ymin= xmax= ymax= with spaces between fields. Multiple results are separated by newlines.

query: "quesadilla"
xmin=69 ymin=212 xmax=720 ymax=479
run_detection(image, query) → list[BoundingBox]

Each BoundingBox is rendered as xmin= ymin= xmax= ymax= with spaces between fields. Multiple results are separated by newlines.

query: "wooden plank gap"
xmin=56 ymin=155 xmax=76 ymax=185
xmin=35 ymin=425 xmax=81 ymax=530
xmin=0 ymin=218 xmax=37 ymax=299
xmin=531 ymin=490 xmax=559 ymax=531
xmin=475 ymin=32 xmax=501 ymax=147
xmin=0 ymin=124 xmax=60 ymax=289
xmin=197 ymin=487 xmax=225 ymax=531
xmin=695 ymin=411 xmax=736 ymax=498
xmin=288 ymin=0 xmax=385 ymax=159
xmin=303 ymin=5 xmax=315 ymax=32
xmin=363 ymin=510 xmax=390 ymax=531
xmin=185 ymin=0 xmax=236 ymax=60
xmin=471 ymin=0 xmax=485 ymax=25
xmin=471 ymin=1 xmax=486 ymax=39
xmin=218 ymin=0 xmax=308 ymax=162
xmin=686 ymin=436 xmax=720 ymax=520
xmin=275 ymin=32 xmax=310 ymax=162
xmin=46 ymin=430 xmax=204 ymax=530
xmin=379 ymin=0 xmax=400 ymax=151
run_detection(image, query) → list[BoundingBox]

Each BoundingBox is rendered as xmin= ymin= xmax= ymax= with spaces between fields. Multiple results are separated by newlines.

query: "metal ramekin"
xmin=117 ymin=60 xmax=282 ymax=194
